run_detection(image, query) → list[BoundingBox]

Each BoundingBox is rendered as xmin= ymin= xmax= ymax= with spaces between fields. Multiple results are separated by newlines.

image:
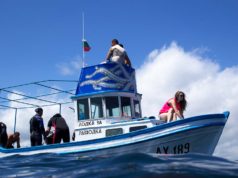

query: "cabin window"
xmin=121 ymin=97 xmax=132 ymax=117
xmin=129 ymin=125 xmax=147 ymax=132
xmin=134 ymin=100 xmax=141 ymax=118
xmin=90 ymin=97 xmax=103 ymax=119
xmin=105 ymin=96 xmax=120 ymax=117
xmin=77 ymin=99 xmax=90 ymax=120
xmin=106 ymin=128 xmax=123 ymax=137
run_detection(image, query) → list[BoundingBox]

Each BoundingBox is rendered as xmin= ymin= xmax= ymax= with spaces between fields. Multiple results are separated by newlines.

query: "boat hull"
xmin=0 ymin=112 xmax=229 ymax=157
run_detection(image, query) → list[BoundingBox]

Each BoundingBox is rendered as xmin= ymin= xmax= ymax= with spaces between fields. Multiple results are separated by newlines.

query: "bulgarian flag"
xmin=82 ymin=39 xmax=91 ymax=52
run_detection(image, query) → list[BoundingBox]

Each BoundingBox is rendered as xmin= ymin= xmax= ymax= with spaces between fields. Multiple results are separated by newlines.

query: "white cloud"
xmin=57 ymin=55 xmax=83 ymax=76
xmin=58 ymin=65 xmax=74 ymax=75
xmin=136 ymin=42 xmax=238 ymax=160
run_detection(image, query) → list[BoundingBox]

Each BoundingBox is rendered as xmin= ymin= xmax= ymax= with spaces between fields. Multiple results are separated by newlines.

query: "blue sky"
xmin=0 ymin=0 xmax=238 ymax=87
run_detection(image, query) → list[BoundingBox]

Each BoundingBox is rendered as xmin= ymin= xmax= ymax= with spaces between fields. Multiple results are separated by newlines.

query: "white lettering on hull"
xmin=79 ymin=120 xmax=103 ymax=127
xmin=79 ymin=129 xmax=102 ymax=135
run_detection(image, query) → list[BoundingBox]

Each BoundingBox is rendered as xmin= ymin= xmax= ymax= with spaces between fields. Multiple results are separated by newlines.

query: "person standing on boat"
xmin=46 ymin=113 xmax=70 ymax=144
xmin=0 ymin=122 xmax=8 ymax=148
xmin=159 ymin=91 xmax=187 ymax=123
xmin=30 ymin=108 xmax=46 ymax=146
xmin=106 ymin=39 xmax=131 ymax=66
xmin=6 ymin=132 xmax=20 ymax=149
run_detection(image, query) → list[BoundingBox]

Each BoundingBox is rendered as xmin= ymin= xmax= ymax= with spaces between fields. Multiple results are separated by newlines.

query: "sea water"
xmin=0 ymin=153 xmax=238 ymax=178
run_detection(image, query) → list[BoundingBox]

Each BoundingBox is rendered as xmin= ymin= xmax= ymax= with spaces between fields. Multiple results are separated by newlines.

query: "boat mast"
xmin=82 ymin=12 xmax=85 ymax=67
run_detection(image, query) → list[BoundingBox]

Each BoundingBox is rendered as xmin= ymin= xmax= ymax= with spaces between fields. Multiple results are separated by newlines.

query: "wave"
xmin=0 ymin=153 xmax=238 ymax=177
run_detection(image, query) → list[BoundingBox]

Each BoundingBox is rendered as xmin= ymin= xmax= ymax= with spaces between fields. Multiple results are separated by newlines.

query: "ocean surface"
xmin=0 ymin=153 xmax=238 ymax=178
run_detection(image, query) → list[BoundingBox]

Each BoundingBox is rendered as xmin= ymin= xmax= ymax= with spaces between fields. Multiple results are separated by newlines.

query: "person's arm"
xmin=45 ymin=125 xmax=51 ymax=138
xmin=30 ymin=117 xmax=35 ymax=133
xmin=106 ymin=47 xmax=113 ymax=61
xmin=125 ymin=53 xmax=131 ymax=66
xmin=46 ymin=126 xmax=51 ymax=133
xmin=40 ymin=119 xmax=46 ymax=140
xmin=170 ymin=100 xmax=184 ymax=119
xmin=46 ymin=118 xmax=52 ymax=132
xmin=17 ymin=137 xmax=20 ymax=148
xmin=180 ymin=110 xmax=184 ymax=118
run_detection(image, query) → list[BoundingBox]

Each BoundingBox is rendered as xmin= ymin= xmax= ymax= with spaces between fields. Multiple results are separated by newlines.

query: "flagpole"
xmin=82 ymin=12 xmax=85 ymax=67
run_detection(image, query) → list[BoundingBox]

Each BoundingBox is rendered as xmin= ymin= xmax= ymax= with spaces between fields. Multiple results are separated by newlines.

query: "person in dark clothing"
xmin=0 ymin=122 xmax=8 ymax=148
xmin=46 ymin=113 xmax=70 ymax=144
xmin=30 ymin=108 xmax=46 ymax=146
xmin=6 ymin=132 xmax=20 ymax=149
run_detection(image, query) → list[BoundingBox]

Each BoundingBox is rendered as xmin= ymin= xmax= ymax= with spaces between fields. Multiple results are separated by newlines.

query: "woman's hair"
xmin=175 ymin=91 xmax=187 ymax=111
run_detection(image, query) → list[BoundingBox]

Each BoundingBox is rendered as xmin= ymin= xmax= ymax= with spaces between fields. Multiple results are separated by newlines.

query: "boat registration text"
xmin=156 ymin=143 xmax=190 ymax=154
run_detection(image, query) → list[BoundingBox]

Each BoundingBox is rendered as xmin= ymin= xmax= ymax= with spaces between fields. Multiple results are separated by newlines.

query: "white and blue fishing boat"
xmin=0 ymin=62 xmax=229 ymax=157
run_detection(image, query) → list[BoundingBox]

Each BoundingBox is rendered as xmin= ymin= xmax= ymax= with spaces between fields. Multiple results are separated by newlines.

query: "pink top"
xmin=159 ymin=98 xmax=181 ymax=114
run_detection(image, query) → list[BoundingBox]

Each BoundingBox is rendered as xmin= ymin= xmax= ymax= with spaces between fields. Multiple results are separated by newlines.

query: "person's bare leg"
xmin=159 ymin=113 xmax=167 ymax=123
xmin=167 ymin=108 xmax=174 ymax=123
xmin=172 ymin=113 xmax=177 ymax=122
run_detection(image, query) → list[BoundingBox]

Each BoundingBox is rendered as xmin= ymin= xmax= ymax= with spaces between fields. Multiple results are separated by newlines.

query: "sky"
xmin=0 ymin=0 xmax=238 ymax=160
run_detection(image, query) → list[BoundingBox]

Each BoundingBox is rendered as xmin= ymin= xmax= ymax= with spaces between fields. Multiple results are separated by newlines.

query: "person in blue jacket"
xmin=30 ymin=108 xmax=46 ymax=146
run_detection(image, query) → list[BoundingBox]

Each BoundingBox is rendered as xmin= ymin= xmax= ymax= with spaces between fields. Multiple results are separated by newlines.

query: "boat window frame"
xmin=129 ymin=125 xmax=147 ymax=132
xmin=77 ymin=98 xmax=90 ymax=120
xmin=133 ymin=99 xmax=142 ymax=118
xmin=105 ymin=128 xmax=123 ymax=137
xmin=121 ymin=96 xmax=132 ymax=117
xmin=75 ymin=92 xmax=142 ymax=120
xmin=90 ymin=97 xmax=104 ymax=119
xmin=105 ymin=96 xmax=121 ymax=118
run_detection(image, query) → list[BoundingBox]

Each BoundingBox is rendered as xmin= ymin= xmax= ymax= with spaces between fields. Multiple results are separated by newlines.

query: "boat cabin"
xmin=71 ymin=62 xmax=160 ymax=141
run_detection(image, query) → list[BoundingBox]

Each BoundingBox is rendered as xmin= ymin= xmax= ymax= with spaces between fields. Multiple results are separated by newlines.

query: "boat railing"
xmin=0 ymin=79 xmax=78 ymax=132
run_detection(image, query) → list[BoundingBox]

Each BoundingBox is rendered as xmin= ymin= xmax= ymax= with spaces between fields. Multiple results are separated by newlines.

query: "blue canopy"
xmin=75 ymin=62 xmax=137 ymax=96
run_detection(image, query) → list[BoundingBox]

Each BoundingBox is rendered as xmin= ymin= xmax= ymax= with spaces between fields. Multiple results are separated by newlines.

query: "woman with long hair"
xmin=159 ymin=91 xmax=187 ymax=123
